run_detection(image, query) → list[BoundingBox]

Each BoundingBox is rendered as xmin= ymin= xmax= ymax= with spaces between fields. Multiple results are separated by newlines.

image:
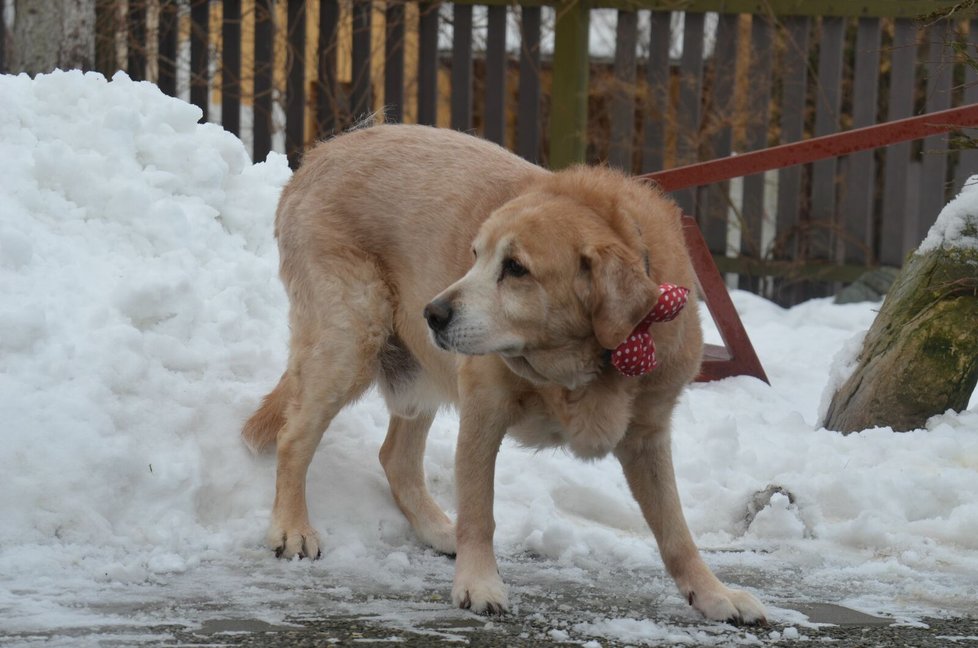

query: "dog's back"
xmin=244 ymin=125 xmax=547 ymax=452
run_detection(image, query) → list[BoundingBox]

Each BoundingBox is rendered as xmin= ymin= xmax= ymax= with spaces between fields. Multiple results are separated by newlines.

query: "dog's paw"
xmin=418 ymin=520 xmax=457 ymax=556
xmin=266 ymin=522 xmax=322 ymax=560
xmin=686 ymin=586 xmax=767 ymax=626
xmin=452 ymin=572 xmax=509 ymax=616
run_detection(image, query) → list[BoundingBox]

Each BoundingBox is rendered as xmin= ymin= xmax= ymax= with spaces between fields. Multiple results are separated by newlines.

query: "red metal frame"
xmin=655 ymin=103 xmax=978 ymax=383
xmin=643 ymin=104 xmax=978 ymax=192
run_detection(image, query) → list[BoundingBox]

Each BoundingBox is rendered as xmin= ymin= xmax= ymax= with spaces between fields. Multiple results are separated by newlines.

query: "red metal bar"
xmin=682 ymin=217 xmax=769 ymax=384
xmin=642 ymin=104 xmax=978 ymax=192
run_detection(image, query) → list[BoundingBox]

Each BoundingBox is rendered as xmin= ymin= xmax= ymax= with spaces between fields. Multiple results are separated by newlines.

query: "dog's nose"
xmin=423 ymin=298 xmax=453 ymax=333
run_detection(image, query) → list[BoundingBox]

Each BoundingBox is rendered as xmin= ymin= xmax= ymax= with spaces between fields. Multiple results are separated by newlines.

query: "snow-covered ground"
xmin=1 ymin=71 xmax=977 ymax=646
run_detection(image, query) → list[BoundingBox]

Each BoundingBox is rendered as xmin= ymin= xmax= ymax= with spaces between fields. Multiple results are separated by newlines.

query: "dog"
xmin=242 ymin=124 xmax=766 ymax=625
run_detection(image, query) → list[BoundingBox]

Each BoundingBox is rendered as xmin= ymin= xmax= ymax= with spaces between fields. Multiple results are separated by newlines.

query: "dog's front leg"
xmin=451 ymin=371 xmax=512 ymax=615
xmin=615 ymin=426 xmax=767 ymax=626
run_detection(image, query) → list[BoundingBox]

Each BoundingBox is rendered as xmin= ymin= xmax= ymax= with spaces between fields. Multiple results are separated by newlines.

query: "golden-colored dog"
xmin=243 ymin=124 xmax=765 ymax=624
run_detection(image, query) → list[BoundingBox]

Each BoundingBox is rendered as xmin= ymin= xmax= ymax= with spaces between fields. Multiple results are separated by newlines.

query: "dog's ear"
xmin=578 ymin=245 xmax=660 ymax=349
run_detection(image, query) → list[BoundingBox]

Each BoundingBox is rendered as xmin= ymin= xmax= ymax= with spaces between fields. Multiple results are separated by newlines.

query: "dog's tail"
xmin=242 ymin=371 xmax=292 ymax=454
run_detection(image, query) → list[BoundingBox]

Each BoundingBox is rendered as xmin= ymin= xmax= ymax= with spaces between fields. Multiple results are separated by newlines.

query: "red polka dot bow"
xmin=611 ymin=283 xmax=689 ymax=377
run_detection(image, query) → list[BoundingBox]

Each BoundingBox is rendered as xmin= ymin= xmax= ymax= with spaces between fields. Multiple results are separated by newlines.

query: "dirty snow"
xmin=1 ymin=71 xmax=977 ymax=646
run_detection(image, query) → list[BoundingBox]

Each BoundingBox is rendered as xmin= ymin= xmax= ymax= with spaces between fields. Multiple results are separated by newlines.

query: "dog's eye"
xmin=500 ymin=257 xmax=529 ymax=280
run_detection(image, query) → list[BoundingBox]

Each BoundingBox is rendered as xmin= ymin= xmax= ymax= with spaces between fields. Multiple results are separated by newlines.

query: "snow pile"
xmin=1 ymin=71 xmax=977 ymax=646
xmin=0 ymin=69 xmax=290 ymax=573
xmin=918 ymin=175 xmax=978 ymax=254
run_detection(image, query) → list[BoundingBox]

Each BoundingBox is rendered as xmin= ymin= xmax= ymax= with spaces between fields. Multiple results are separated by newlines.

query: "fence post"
xmin=549 ymin=0 xmax=589 ymax=170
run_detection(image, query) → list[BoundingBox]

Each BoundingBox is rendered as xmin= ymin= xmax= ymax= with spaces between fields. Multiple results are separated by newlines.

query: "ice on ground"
xmin=1 ymin=71 xmax=977 ymax=646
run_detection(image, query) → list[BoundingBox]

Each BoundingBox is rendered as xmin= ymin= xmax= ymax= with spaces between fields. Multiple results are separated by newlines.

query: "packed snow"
xmin=1 ymin=71 xmax=977 ymax=646
xmin=918 ymin=174 xmax=978 ymax=254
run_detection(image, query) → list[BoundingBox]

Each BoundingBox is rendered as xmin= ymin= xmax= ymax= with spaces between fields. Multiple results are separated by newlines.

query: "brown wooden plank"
xmin=190 ymin=0 xmax=210 ymax=122
xmin=917 ymin=20 xmax=954 ymax=242
xmin=95 ymin=0 xmax=119 ymax=76
xmin=385 ymin=2 xmax=406 ymax=123
xmin=351 ymin=0 xmax=372 ymax=121
xmin=451 ymin=3 xmax=473 ymax=131
xmin=517 ymin=6 xmax=542 ymax=163
xmin=808 ymin=16 xmax=845 ymax=261
xmin=417 ymin=1 xmax=439 ymax=126
xmin=641 ymin=10 xmax=672 ymax=173
xmin=485 ymin=5 xmax=507 ymax=144
xmin=675 ymin=11 xmax=705 ymax=214
xmin=698 ymin=13 xmax=738 ymax=255
xmin=0 ymin=0 xmax=5 ymax=74
xmin=127 ymin=1 xmax=146 ymax=81
xmin=609 ymin=10 xmax=638 ymax=171
xmin=222 ymin=0 xmax=242 ymax=136
xmin=319 ymin=0 xmax=340 ymax=134
xmin=840 ymin=17 xmax=880 ymax=265
xmin=286 ymin=0 xmax=307 ymax=168
xmin=739 ymin=14 xmax=773 ymax=282
xmin=879 ymin=18 xmax=916 ymax=266
xmin=954 ymin=19 xmax=978 ymax=192
xmin=254 ymin=0 xmax=274 ymax=161
xmin=157 ymin=0 xmax=179 ymax=96
xmin=774 ymin=15 xmax=810 ymax=261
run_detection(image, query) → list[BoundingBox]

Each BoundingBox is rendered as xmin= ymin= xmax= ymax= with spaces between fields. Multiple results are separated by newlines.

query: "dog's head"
xmin=424 ymin=171 xmax=672 ymax=389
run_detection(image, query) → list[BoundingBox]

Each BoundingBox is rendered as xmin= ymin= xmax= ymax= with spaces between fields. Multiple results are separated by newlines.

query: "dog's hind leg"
xmin=266 ymin=253 xmax=393 ymax=560
xmin=380 ymin=412 xmax=456 ymax=555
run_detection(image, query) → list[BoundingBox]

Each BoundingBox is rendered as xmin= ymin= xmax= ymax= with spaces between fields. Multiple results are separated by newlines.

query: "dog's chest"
xmin=508 ymin=381 xmax=637 ymax=460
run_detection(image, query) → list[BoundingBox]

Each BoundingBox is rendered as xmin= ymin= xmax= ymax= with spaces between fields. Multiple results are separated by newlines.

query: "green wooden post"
xmin=549 ymin=0 xmax=590 ymax=169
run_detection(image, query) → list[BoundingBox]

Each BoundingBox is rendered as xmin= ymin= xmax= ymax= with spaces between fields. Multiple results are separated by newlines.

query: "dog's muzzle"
xmin=424 ymin=298 xmax=454 ymax=349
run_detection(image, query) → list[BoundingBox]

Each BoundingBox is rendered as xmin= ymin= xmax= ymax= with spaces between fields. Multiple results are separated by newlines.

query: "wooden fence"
xmin=10 ymin=0 xmax=978 ymax=302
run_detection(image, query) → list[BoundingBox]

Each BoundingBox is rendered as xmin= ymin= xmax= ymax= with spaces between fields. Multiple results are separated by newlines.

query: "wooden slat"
xmin=319 ymin=0 xmax=340 ymax=135
xmin=879 ymin=18 xmax=916 ymax=266
xmin=739 ymin=14 xmax=773 ymax=278
xmin=450 ymin=3 xmax=473 ymax=131
xmin=127 ymin=1 xmax=146 ymax=80
xmin=286 ymin=0 xmax=307 ymax=168
xmin=608 ymin=10 xmax=638 ymax=171
xmin=222 ymin=0 xmax=242 ymax=136
xmin=954 ymin=19 xmax=978 ymax=192
xmin=485 ymin=5 xmax=508 ymax=144
xmin=351 ymin=0 xmax=372 ymax=121
xmin=641 ymin=10 xmax=671 ymax=173
xmin=385 ymin=1 xmax=406 ymax=123
xmin=840 ymin=17 xmax=880 ymax=265
xmin=808 ymin=16 xmax=845 ymax=261
xmin=254 ymin=0 xmax=274 ymax=161
xmin=517 ymin=6 xmax=542 ymax=163
xmin=0 ymin=0 xmax=5 ymax=74
xmin=190 ymin=0 xmax=210 ymax=122
xmin=699 ymin=12 xmax=738 ymax=255
xmin=917 ymin=20 xmax=954 ymax=242
xmin=157 ymin=0 xmax=179 ymax=96
xmin=417 ymin=1 xmax=439 ymax=126
xmin=774 ymin=15 xmax=810 ymax=261
xmin=674 ymin=11 xmax=705 ymax=214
